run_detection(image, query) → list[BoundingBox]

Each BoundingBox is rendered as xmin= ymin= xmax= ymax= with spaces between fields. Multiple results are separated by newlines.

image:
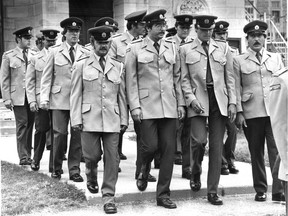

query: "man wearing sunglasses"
xmin=1 ymin=27 xmax=36 ymax=165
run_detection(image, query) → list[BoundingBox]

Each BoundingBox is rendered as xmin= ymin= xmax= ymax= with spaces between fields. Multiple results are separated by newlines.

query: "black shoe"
xmin=190 ymin=174 xmax=201 ymax=192
xmin=49 ymin=168 xmax=63 ymax=174
xmin=62 ymin=154 xmax=67 ymax=161
xmin=31 ymin=161 xmax=40 ymax=171
xmin=87 ymin=183 xmax=99 ymax=194
xmin=147 ymin=173 xmax=156 ymax=182
xmin=118 ymin=167 xmax=121 ymax=173
xmin=19 ymin=159 xmax=31 ymax=165
xmin=51 ymin=171 xmax=61 ymax=180
xmin=208 ymin=193 xmax=223 ymax=205
xmin=221 ymin=167 xmax=229 ymax=175
xmin=119 ymin=152 xmax=127 ymax=160
xmin=272 ymin=193 xmax=285 ymax=201
xmin=80 ymin=156 xmax=85 ymax=163
xmin=228 ymin=165 xmax=239 ymax=174
xmin=182 ymin=170 xmax=192 ymax=179
xmin=136 ymin=172 xmax=148 ymax=191
xmin=104 ymin=203 xmax=117 ymax=214
xmin=69 ymin=173 xmax=84 ymax=182
xmin=174 ymin=158 xmax=182 ymax=165
xmin=255 ymin=192 xmax=267 ymax=202
xmin=154 ymin=163 xmax=160 ymax=169
xmin=157 ymin=198 xmax=177 ymax=209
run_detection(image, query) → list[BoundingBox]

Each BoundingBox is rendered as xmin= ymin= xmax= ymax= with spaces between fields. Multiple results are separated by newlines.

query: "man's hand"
xmin=191 ymin=99 xmax=205 ymax=114
xmin=29 ymin=102 xmax=39 ymax=112
xmin=4 ymin=99 xmax=13 ymax=111
xmin=40 ymin=101 xmax=49 ymax=111
xmin=131 ymin=108 xmax=142 ymax=123
xmin=72 ymin=124 xmax=83 ymax=131
xmin=228 ymin=104 xmax=236 ymax=122
xmin=236 ymin=112 xmax=247 ymax=130
xmin=177 ymin=106 xmax=186 ymax=120
xmin=120 ymin=125 xmax=128 ymax=133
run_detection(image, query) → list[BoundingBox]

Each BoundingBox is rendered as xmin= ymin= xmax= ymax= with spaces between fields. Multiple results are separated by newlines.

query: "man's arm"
xmin=26 ymin=56 xmax=38 ymax=112
xmin=0 ymin=52 xmax=13 ymax=110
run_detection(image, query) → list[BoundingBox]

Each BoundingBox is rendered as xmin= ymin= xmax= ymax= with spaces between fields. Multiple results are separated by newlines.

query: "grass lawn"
xmin=1 ymin=161 xmax=88 ymax=216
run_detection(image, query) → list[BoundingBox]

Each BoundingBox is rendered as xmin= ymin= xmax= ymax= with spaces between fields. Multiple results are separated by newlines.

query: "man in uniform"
xmin=235 ymin=20 xmax=284 ymax=202
xmin=26 ymin=29 xmax=59 ymax=171
xmin=40 ymin=17 xmax=90 ymax=181
xmin=70 ymin=25 xmax=128 ymax=214
xmin=213 ymin=20 xmax=239 ymax=175
xmin=180 ymin=15 xmax=236 ymax=205
xmin=125 ymin=9 xmax=185 ymax=209
xmin=170 ymin=14 xmax=194 ymax=180
xmin=109 ymin=10 xmax=156 ymax=182
xmin=32 ymin=33 xmax=44 ymax=52
xmin=1 ymin=27 xmax=36 ymax=165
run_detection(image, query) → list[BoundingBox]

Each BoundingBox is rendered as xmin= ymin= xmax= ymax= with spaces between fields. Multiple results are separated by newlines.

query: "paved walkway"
xmin=0 ymin=131 xmax=273 ymax=205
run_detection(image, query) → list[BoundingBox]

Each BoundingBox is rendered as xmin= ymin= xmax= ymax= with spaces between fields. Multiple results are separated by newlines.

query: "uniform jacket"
xmin=169 ymin=34 xmax=194 ymax=50
xmin=269 ymin=67 xmax=288 ymax=181
xmin=234 ymin=48 xmax=284 ymax=119
xmin=26 ymin=48 xmax=49 ymax=105
xmin=125 ymin=37 xmax=185 ymax=119
xmin=109 ymin=31 xmax=132 ymax=63
xmin=70 ymin=54 xmax=128 ymax=132
xmin=180 ymin=38 xmax=236 ymax=117
xmin=1 ymin=46 xmax=36 ymax=106
xmin=40 ymin=42 xmax=90 ymax=110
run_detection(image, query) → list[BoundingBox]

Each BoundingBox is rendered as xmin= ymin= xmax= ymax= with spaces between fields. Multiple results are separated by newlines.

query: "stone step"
xmin=0 ymin=119 xmax=16 ymax=128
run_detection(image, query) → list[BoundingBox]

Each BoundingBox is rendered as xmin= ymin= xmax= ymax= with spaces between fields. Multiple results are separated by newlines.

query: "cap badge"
xmin=105 ymin=21 xmax=109 ymax=25
xmin=255 ymin=25 xmax=259 ymax=30
xmin=159 ymin=14 xmax=164 ymax=19
xmin=102 ymin=32 xmax=106 ymax=38
xmin=185 ymin=18 xmax=189 ymax=22
xmin=50 ymin=31 xmax=54 ymax=35
xmin=72 ymin=22 xmax=76 ymax=26
xmin=204 ymin=19 xmax=209 ymax=24
xmin=28 ymin=30 xmax=31 ymax=34
xmin=220 ymin=24 xmax=223 ymax=29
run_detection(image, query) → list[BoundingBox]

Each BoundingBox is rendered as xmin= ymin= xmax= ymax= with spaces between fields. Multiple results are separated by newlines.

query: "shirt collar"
xmin=65 ymin=42 xmax=77 ymax=51
xmin=127 ymin=31 xmax=135 ymax=41
xmin=176 ymin=34 xmax=186 ymax=43
xmin=94 ymin=53 xmax=107 ymax=61
xmin=196 ymin=37 xmax=210 ymax=45
xmin=248 ymin=47 xmax=263 ymax=56
xmin=147 ymin=36 xmax=161 ymax=46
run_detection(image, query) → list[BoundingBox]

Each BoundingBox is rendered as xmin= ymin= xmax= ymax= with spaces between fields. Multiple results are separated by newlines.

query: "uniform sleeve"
xmin=233 ymin=57 xmax=243 ymax=113
xmin=180 ymin=46 xmax=196 ymax=107
xmin=118 ymin=64 xmax=129 ymax=126
xmin=70 ymin=62 xmax=83 ymax=126
xmin=173 ymin=46 xmax=185 ymax=107
xmin=125 ymin=44 xmax=140 ymax=111
xmin=0 ymin=53 xmax=11 ymax=102
xmin=25 ymin=56 xmax=37 ymax=104
xmin=40 ymin=50 xmax=54 ymax=103
xmin=224 ymin=45 xmax=236 ymax=105
xmin=109 ymin=39 xmax=117 ymax=59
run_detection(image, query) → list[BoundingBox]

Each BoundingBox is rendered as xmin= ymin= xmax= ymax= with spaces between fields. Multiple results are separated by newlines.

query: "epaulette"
xmin=76 ymin=55 xmax=90 ymax=62
xmin=84 ymin=43 xmax=91 ymax=47
xmin=111 ymin=57 xmax=122 ymax=63
xmin=111 ymin=33 xmax=122 ymax=39
xmin=4 ymin=50 xmax=13 ymax=55
xmin=81 ymin=45 xmax=91 ymax=52
xmin=131 ymin=38 xmax=143 ymax=44
xmin=180 ymin=40 xmax=193 ymax=46
xmin=214 ymin=38 xmax=226 ymax=43
xmin=165 ymin=38 xmax=175 ymax=43
xmin=165 ymin=36 xmax=174 ymax=41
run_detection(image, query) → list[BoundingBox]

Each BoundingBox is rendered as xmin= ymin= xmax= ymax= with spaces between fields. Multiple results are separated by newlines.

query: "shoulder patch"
xmin=76 ymin=55 xmax=90 ymax=62
xmin=111 ymin=33 xmax=122 ymax=38
xmin=84 ymin=43 xmax=91 ymax=47
xmin=51 ymin=44 xmax=61 ymax=48
xmin=131 ymin=38 xmax=143 ymax=44
xmin=111 ymin=57 xmax=122 ymax=63
xmin=4 ymin=50 xmax=13 ymax=55
xmin=165 ymin=38 xmax=175 ymax=43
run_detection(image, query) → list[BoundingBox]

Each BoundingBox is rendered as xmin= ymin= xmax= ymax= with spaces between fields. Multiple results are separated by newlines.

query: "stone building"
xmin=1 ymin=0 xmax=249 ymax=58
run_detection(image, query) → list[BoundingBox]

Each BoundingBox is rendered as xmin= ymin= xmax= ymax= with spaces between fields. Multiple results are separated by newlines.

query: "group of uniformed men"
xmin=0 ymin=7 xmax=286 ymax=214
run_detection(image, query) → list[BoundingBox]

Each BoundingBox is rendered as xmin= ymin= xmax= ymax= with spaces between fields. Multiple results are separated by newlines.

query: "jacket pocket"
xmin=55 ymin=57 xmax=69 ymax=67
xmin=138 ymin=54 xmax=154 ymax=64
xmin=107 ymin=69 xmax=121 ymax=84
xmin=139 ymin=89 xmax=149 ymax=100
xmin=212 ymin=51 xmax=227 ymax=65
xmin=83 ymin=68 xmax=99 ymax=81
xmin=270 ymin=84 xmax=281 ymax=91
xmin=241 ymin=93 xmax=253 ymax=102
xmin=51 ymin=85 xmax=61 ymax=94
xmin=186 ymin=52 xmax=201 ymax=65
xmin=164 ymin=52 xmax=175 ymax=64
xmin=82 ymin=104 xmax=91 ymax=114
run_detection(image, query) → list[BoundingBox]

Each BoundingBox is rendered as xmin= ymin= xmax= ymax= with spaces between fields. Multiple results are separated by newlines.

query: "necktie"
xmin=69 ymin=46 xmax=75 ymax=63
xmin=99 ymin=56 xmax=105 ymax=71
xmin=23 ymin=49 xmax=28 ymax=68
xmin=153 ymin=42 xmax=160 ymax=54
xmin=202 ymin=41 xmax=213 ymax=85
xmin=180 ymin=39 xmax=185 ymax=45
xmin=256 ymin=52 xmax=262 ymax=63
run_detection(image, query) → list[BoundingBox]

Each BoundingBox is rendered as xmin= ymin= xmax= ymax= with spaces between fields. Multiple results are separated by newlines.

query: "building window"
xmin=272 ymin=10 xmax=280 ymax=23
xmin=245 ymin=0 xmax=255 ymax=21
xmin=271 ymin=1 xmax=280 ymax=8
